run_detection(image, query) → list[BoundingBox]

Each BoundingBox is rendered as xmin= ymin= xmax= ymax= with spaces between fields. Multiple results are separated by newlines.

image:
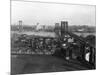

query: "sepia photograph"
xmin=11 ymin=0 xmax=96 ymax=75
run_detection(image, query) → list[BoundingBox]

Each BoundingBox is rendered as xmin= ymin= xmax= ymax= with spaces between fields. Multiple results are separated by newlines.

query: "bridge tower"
xmin=61 ymin=21 xmax=68 ymax=36
xmin=18 ymin=20 xmax=23 ymax=32
xmin=55 ymin=23 xmax=61 ymax=37
xmin=60 ymin=21 xmax=70 ymax=59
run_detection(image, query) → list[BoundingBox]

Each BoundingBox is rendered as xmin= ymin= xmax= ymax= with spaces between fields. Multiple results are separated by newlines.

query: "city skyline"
xmin=11 ymin=0 xmax=96 ymax=26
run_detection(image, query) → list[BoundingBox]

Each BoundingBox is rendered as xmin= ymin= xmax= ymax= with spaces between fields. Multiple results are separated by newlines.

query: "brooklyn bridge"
xmin=11 ymin=21 xmax=96 ymax=74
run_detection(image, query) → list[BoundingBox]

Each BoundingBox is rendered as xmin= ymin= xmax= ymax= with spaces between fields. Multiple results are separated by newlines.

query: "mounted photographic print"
xmin=11 ymin=0 xmax=96 ymax=75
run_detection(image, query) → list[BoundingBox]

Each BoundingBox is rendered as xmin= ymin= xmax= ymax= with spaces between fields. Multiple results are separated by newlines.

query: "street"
xmin=11 ymin=55 xmax=89 ymax=74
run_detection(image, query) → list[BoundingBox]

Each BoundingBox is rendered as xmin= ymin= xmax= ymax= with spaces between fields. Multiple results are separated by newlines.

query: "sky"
xmin=11 ymin=0 xmax=96 ymax=26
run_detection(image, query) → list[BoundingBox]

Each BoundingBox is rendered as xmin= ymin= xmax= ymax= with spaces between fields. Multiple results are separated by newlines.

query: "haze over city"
xmin=11 ymin=0 xmax=96 ymax=26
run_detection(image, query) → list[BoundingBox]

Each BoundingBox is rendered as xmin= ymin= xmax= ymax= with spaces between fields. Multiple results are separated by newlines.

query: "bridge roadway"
xmin=11 ymin=54 xmax=92 ymax=75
